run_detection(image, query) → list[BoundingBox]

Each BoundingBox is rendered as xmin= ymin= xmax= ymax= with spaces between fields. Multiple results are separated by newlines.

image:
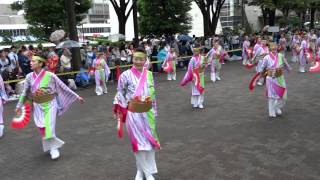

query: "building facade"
xmin=219 ymin=0 xmax=244 ymax=29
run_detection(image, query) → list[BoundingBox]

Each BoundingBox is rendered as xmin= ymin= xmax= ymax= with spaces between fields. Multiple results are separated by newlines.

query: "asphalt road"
xmin=1 ymin=60 xmax=320 ymax=180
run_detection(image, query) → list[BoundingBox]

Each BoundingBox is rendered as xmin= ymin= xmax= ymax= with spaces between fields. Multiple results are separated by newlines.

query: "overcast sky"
xmin=0 ymin=0 xmax=21 ymax=4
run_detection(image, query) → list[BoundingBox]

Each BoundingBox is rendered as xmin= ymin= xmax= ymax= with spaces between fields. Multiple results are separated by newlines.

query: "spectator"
xmin=157 ymin=45 xmax=167 ymax=72
xmin=0 ymin=49 xmax=11 ymax=80
xmin=46 ymin=47 xmax=59 ymax=73
xmin=18 ymin=46 xmax=31 ymax=76
xmin=80 ymin=44 xmax=87 ymax=67
xmin=86 ymin=46 xmax=96 ymax=67
xmin=125 ymin=44 xmax=134 ymax=64
xmin=60 ymin=48 xmax=72 ymax=73
xmin=151 ymin=45 xmax=159 ymax=72
xmin=0 ymin=49 xmax=14 ymax=95
xmin=7 ymin=46 xmax=21 ymax=80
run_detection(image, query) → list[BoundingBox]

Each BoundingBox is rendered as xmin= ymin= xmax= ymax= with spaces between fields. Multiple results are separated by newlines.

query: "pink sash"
xmin=31 ymin=69 xmax=46 ymax=93
xmin=131 ymin=60 xmax=150 ymax=97
xmin=269 ymin=52 xmax=278 ymax=69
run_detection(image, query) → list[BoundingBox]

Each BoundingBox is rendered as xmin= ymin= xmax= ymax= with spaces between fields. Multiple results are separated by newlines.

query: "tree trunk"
xmin=310 ymin=7 xmax=315 ymax=29
xmin=282 ymin=9 xmax=289 ymax=22
xmin=118 ymin=15 xmax=126 ymax=35
xmin=301 ymin=12 xmax=306 ymax=29
xmin=65 ymin=0 xmax=80 ymax=71
xmin=200 ymin=8 xmax=210 ymax=37
xmin=268 ymin=9 xmax=276 ymax=26
xmin=211 ymin=17 xmax=218 ymax=36
xmin=132 ymin=0 xmax=139 ymax=47
xmin=261 ymin=7 xmax=267 ymax=26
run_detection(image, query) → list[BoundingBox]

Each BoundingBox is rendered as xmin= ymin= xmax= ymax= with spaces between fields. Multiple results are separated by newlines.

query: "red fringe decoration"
xmin=245 ymin=63 xmax=255 ymax=69
xmin=163 ymin=61 xmax=173 ymax=73
xmin=113 ymin=104 xmax=128 ymax=138
xmin=11 ymin=102 xmax=31 ymax=129
xmin=309 ymin=61 xmax=320 ymax=72
xmin=116 ymin=65 xmax=121 ymax=81
xmin=249 ymin=73 xmax=261 ymax=92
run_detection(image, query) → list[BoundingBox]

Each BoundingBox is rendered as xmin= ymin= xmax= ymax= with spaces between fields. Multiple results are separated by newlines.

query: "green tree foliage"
xmin=11 ymin=0 xmax=91 ymax=40
xmin=248 ymin=0 xmax=320 ymax=28
xmin=0 ymin=32 xmax=13 ymax=44
xmin=138 ymin=0 xmax=192 ymax=36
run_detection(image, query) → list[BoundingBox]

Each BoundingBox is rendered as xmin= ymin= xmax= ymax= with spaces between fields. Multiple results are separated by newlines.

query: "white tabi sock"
xmin=0 ymin=125 xmax=4 ymax=138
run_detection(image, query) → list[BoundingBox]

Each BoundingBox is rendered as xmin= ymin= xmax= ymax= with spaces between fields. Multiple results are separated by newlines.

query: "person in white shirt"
xmin=60 ymin=48 xmax=72 ymax=72
xmin=7 ymin=46 xmax=19 ymax=72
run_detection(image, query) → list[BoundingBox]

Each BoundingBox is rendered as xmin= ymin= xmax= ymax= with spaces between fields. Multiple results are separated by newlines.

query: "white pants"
xmin=95 ymin=84 xmax=107 ymax=95
xmin=299 ymin=65 xmax=306 ymax=72
xmin=257 ymin=76 xmax=265 ymax=85
xmin=191 ymin=95 xmax=204 ymax=107
xmin=135 ymin=150 xmax=157 ymax=175
xmin=242 ymin=57 xmax=249 ymax=65
xmin=42 ymin=137 xmax=65 ymax=152
xmin=210 ymin=70 xmax=220 ymax=82
xmin=167 ymin=72 xmax=176 ymax=80
xmin=268 ymin=98 xmax=286 ymax=117
xmin=291 ymin=56 xmax=298 ymax=63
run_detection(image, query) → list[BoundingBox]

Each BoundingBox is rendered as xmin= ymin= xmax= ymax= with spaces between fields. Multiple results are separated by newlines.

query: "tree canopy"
xmin=248 ymin=0 xmax=320 ymax=28
xmin=138 ymin=0 xmax=192 ymax=36
xmin=11 ymin=0 xmax=91 ymax=40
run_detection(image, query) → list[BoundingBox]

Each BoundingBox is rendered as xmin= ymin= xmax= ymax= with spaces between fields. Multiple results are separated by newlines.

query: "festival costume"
xmin=208 ymin=47 xmax=223 ymax=82
xmin=253 ymin=45 xmax=269 ymax=85
xmin=113 ymin=60 xmax=160 ymax=179
xmin=0 ymin=75 xmax=8 ymax=137
xmin=279 ymin=38 xmax=287 ymax=57
xmin=309 ymin=48 xmax=320 ymax=72
xmin=162 ymin=51 xmax=176 ymax=80
xmin=291 ymin=36 xmax=300 ymax=63
xmin=92 ymin=58 xmax=110 ymax=95
xmin=16 ymin=68 xmax=80 ymax=159
xmin=299 ymin=39 xmax=309 ymax=72
xmin=181 ymin=54 xmax=206 ymax=108
xmin=242 ymin=40 xmax=251 ymax=65
xmin=256 ymin=52 xmax=290 ymax=117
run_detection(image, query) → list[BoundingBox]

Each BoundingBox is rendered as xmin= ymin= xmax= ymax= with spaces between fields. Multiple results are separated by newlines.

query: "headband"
xmin=32 ymin=56 xmax=46 ymax=63
xmin=133 ymin=52 xmax=146 ymax=59
xmin=193 ymin=48 xmax=200 ymax=53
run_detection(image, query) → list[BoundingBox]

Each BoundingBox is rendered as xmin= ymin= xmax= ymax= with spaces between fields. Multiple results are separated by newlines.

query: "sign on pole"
xmin=268 ymin=26 xmax=280 ymax=33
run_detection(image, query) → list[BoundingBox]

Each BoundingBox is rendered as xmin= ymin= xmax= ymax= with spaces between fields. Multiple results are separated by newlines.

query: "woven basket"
xmin=199 ymin=67 xmax=205 ymax=73
xmin=128 ymin=100 xmax=152 ymax=112
xmin=32 ymin=93 xmax=55 ymax=104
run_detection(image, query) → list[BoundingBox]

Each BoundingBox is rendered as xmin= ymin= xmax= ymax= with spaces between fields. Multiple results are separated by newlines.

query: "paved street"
xmin=1 ymin=60 xmax=320 ymax=180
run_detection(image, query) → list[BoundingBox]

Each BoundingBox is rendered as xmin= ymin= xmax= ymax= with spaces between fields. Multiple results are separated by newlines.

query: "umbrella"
xmin=50 ymin=30 xmax=66 ymax=42
xmin=108 ymin=34 xmax=125 ymax=42
xmin=56 ymin=40 xmax=81 ymax=49
xmin=262 ymin=25 xmax=269 ymax=32
xmin=177 ymin=34 xmax=193 ymax=42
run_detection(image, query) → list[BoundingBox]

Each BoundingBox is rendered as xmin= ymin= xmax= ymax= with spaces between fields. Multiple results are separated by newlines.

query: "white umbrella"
xmin=50 ymin=30 xmax=66 ymax=42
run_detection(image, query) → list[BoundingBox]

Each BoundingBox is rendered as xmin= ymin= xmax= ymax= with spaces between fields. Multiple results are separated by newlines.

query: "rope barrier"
xmin=3 ymin=48 xmax=242 ymax=84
